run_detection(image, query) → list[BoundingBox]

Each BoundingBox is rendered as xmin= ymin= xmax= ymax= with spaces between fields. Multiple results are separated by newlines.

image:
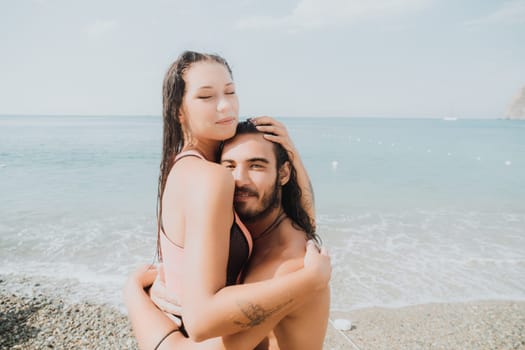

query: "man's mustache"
xmin=234 ymin=186 xmax=258 ymax=197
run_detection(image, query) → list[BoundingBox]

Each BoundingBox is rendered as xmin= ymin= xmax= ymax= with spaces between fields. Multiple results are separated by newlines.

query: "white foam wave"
xmin=1 ymin=213 xmax=157 ymax=310
xmin=2 ymin=209 xmax=524 ymax=312
xmin=317 ymin=210 xmax=525 ymax=311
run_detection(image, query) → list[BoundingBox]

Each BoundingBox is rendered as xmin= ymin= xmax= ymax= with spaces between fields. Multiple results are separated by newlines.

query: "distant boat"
xmin=442 ymin=117 xmax=458 ymax=121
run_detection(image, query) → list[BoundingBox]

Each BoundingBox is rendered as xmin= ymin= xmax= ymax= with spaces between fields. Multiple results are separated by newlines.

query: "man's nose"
xmin=233 ymin=166 xmax=250 ymax=186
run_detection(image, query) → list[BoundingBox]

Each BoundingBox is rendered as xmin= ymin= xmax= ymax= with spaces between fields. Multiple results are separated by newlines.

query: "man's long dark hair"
xmin=233 ymin=120 xmax=320 ymax=244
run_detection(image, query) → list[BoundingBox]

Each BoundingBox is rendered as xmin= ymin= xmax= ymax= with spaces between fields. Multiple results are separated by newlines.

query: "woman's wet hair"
xmin=233 ymin=120 xmax=320 ymax=244
xmin=156 ymin=51 xmax=233 ymax=260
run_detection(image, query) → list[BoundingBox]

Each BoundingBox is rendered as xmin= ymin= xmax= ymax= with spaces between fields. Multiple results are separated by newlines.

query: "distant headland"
xmin=506 ymin=86 xmax=525 ymax=119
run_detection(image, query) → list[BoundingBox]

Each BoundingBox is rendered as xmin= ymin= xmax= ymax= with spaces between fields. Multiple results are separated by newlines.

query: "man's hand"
xmin=125 ymin=264 xmax=157 ymax=290
xmin=149 ymin=264 xmax=183 ymax=326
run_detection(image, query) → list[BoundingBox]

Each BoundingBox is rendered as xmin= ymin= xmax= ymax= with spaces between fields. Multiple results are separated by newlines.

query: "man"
xmin=125 ymin=118 xmax=330 ymax=349
xmin=219 ymin=119 xmax=330 ymax=349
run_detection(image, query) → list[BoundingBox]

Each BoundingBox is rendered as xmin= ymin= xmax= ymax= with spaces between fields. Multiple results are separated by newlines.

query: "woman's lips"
xmin=216 ymin=117 xmax=236 ymax=125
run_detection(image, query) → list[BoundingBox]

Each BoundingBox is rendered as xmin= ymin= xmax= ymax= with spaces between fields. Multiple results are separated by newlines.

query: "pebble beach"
xmin=326 ymin=302 xmax=525 ymax=350
xmin=2 ymin=274 xmax=524 ymax=350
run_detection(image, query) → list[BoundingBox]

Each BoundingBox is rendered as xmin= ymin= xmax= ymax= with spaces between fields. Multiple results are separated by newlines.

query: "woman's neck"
xmin=182 ymin=139 xmax=221 ymax=162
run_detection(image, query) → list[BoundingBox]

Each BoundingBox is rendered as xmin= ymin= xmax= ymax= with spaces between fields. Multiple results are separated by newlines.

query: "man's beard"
xmin=235 ymin=176 xmax=281 ymax=223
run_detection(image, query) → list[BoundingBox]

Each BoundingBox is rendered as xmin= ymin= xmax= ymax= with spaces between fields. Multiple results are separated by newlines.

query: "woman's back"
xmin=160 ymin=150 xmax=252 ymax=299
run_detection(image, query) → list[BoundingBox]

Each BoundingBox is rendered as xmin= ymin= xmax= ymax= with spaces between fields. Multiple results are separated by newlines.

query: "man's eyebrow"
xmin=220 ymin=157 xmax=270 ymax=163
xmin=247 ymin=157 xmax=270 ymax=164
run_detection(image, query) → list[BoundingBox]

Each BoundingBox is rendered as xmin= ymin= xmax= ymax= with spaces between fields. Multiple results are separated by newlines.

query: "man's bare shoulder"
xmin=272 ymin=224 xmax=330 ymax=349
xmin=273 ymin=224 xmax=309 ymax=277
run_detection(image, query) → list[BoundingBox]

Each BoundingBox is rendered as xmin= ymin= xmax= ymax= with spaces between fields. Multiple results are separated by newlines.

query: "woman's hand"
xmin=249 ymin=116 xmax=298 ymax=161
xmin=303 ymin=240 xmax=331 ymax=291
xmin=250 ymin=115 xmax=317 ymax=228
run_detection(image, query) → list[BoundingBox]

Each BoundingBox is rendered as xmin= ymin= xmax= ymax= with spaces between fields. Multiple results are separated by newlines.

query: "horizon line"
xmin=0 ymin=113 xmax=508 ymax=120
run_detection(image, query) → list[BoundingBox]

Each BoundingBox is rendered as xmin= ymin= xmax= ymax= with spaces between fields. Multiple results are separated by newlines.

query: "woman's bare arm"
xmin=125 ymin=264 xmax=314 ymax=350
xmin=178 ymin=164 xmax=329 ymax=341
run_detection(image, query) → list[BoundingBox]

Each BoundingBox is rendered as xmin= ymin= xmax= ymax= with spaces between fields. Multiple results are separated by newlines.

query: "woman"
xmin=124 ymin=51 xmax=330 ymax=349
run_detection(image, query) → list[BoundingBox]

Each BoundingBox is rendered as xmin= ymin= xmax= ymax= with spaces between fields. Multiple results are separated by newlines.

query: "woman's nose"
xmin=217 ymin=94 xmax=236 ymax=113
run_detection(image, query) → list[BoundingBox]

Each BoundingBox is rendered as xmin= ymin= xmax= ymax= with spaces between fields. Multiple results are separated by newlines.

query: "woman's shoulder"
xmin=169 ymin=157 xmax=233 ymax=191
xmin=170 ymin=158 xmax=235 ymax=221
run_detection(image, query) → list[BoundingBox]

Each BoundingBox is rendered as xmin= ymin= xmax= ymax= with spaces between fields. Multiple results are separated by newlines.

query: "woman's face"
xmin=180 ymin=61 xmax=239 ymax=142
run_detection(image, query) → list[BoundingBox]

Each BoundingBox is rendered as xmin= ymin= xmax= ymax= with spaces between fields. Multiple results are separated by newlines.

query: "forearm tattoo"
xmin=233 ymin=298 xmax=293 ymax=328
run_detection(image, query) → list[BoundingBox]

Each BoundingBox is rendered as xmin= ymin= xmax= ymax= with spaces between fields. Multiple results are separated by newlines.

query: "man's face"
xmin=221 ymin=133 xmax=281 ymax=223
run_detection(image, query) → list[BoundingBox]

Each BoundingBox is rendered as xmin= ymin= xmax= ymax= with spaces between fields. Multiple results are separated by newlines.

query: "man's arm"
xmin=241 ymin=237 xmax=330 ymax=350
xmin=223 ymin=254 xmax=315 ymax=348
xmin=123 ymin=265 xmax=183 ymax=350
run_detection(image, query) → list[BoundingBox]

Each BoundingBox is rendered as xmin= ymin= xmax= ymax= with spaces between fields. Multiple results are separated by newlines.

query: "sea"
xmin=1 ymin=115 xmax=524 ymax=312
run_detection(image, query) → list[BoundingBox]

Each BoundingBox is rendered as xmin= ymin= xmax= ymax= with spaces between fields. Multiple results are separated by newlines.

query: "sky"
xmin=0 ymin=0 xmax=524 ymax=118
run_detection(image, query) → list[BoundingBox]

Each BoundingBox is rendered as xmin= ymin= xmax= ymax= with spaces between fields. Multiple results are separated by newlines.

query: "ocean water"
xmin=1 ymin=115 xmax=524 ymax=311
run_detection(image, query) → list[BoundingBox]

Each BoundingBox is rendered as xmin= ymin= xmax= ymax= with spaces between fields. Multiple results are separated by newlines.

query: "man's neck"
xmin=245 ymin=207 xmax=284 ymax=241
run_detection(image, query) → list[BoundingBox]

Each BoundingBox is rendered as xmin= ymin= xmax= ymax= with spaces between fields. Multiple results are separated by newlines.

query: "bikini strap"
xmin=174 ymin=150 xmax=205 ymax=163
xmin=233 ymin=211 xmax=253 ymax=284
xmin=160 ymin=150 xmax=206 ymax=235
xmin=234 ymin=211 xmax=253 ymax=257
